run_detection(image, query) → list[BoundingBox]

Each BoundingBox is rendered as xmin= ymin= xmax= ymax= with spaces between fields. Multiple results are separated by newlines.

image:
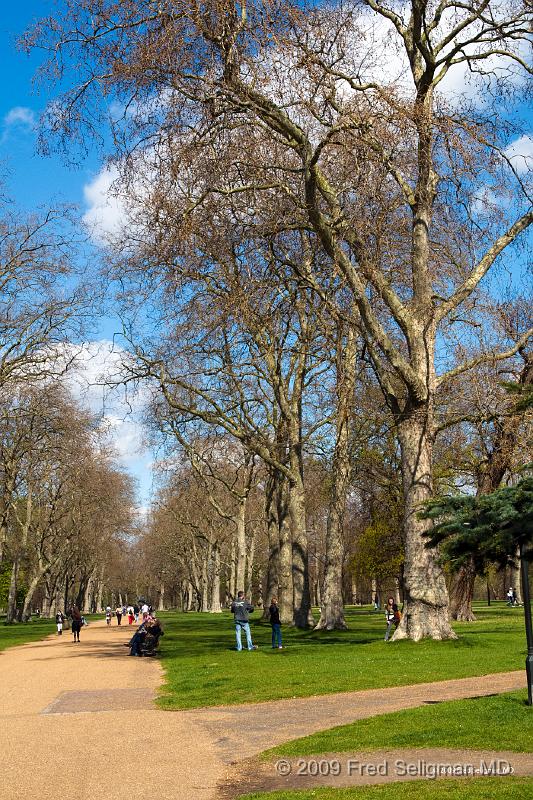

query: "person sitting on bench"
xmin=129 ymin=617 xmax=164 ymax=656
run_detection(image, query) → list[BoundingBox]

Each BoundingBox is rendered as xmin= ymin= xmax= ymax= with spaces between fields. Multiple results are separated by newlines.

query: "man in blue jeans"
xmin=231 ymin=591 xmax=258 ymax=651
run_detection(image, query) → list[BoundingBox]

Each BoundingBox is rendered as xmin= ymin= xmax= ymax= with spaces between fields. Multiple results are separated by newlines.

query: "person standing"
xmin=127 ymin=605 xmax=135 ymax=625
xmin=507 ymin=587 xmax=514 ymax=606
xmin=230 ymin=591 xmax=257 ymax=651
xmin=269 ymin=596 xmax=283 ymax=649
xmin=105 ymin=606 xmax=112 ymax=626
xmin=115 ymin=606 xmax=123 ymax=625
xmin=384 ymin=597 xmax=401 ymax=642
xmin=70 ymin=606 xmax=82 ymax=643
xmin=55 ymin=611 xmax=64 ymax=635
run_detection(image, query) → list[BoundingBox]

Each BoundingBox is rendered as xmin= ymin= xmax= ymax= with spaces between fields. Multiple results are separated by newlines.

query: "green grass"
xmin=267 ymin=690 xmax=533 ymax=757
xmin=156 ymin=604 xmax=529 ymax=709
xmin=0 ymin=617 xmax=56 ymax=652
xmin=240 ymin=778 xmax=533 ymax=800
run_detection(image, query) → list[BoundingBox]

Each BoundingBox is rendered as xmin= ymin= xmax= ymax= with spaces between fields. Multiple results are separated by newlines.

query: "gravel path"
xmin=1 ymin=620 xmax=221 ymax=800
xmin=0 ymin=621 xmax=527 ymax=800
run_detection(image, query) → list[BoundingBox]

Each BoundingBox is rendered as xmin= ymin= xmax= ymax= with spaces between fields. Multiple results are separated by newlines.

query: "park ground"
xmin=1 ymin=604 xmax=532 ymax=800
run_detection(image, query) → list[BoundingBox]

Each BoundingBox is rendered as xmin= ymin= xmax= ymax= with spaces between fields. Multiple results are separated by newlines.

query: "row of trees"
xmin=0 ymin=384 xmax=135 ymax=621
xmin=25 ymin=0 xmax=532 ymax=638
xmin=0 ymin=201 xmax=137 ymax=620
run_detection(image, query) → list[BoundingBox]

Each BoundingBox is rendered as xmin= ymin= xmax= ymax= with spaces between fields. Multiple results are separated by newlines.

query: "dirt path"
xmin=0 ymin=622 xmax=527 ymax=800
xmin=1 ymin=620 xmax=221 ymax=800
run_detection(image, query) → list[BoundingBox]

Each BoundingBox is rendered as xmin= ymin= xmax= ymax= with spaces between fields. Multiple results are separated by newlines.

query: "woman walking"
xmin=70 ymin=605 xmax=82 ymax=643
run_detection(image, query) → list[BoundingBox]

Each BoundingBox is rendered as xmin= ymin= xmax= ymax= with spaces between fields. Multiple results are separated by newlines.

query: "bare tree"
xmin=28 ymin=0 xmax=532 ymax=638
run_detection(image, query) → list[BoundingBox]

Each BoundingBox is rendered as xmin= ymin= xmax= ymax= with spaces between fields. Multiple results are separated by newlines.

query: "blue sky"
xmin=0 ymin=2 xmax=155 ymax=510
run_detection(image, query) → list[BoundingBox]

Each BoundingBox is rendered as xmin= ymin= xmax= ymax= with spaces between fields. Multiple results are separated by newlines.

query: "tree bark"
xmin=289 ymin=473 xmax=314 ymax=627
xmin=315 ymin=327 xmax=356 ymax=630
xmin=6 ymin=557 xmax=19 ymax=624
xmin=262 ymin=469 xmax=280 ymax=619
xmin=449 ymin=557 xmax=477 ymax=621
xmin=158 ymin=581 xmax=165 ymax=611
xmin=246 ymin=531 xmax=255 ymax=601
xmin=278 ymin=478 xmax=294 ymax=624
xmin=510 ymin=547 xmax=522 ymax=604
xmin=200 ymin=546 xmax=209 ymax=612
xmin=393 ymin=408 xmax=456 ymax=641
xmin=234 ymin=496 xmax=247 ymax=595
xmin=210 ymin=542 xmax=222 ymax=613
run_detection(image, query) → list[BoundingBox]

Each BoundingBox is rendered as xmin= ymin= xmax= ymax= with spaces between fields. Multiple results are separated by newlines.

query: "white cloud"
xmin=504 ymin=135 xmax=533 ymax=175
xmin=1 ymin=106 xmax=36 ymax=145
xmin=60 ymin=340 xmax=154 ymax=482
xmin=82 ymin=165 xmax=129 ymax=246
xmin=3 ymin=106 xmax=35 ymax=128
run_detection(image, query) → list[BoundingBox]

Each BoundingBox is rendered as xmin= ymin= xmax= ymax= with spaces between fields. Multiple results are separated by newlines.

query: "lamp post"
xmin=519 ymin=543 xmax=533 ymax=706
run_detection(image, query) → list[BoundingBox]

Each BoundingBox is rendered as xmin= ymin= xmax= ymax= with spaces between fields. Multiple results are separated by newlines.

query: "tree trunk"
xmin=246 ymin=531 xmax=255 ymax=602
xmin=200 ymin=547 xmax=209 ymax=612
xmin=450 ymin=557 xmax=477 ymax=621
xmin=158 ymin=581 xmax=165 ymax=611
xmin=186 ymin=581 xmax=195 ymax=611
xmin=277 ymin=475 xmax=294 ymax=624
xmin=315 ymin=325 xmax=355 ymax=630
xmin=6 ymin=557 xmax=19 ymax=624
xmin=371 ymin=577 xmax=379 ymax=608
xmin=95 ymin=580 xmax=104 ymax=613
xmin=449 ymin=564 xmax=476 ymax=622
xmin=210 ymin=542 xmax=222 ymax=613
xmin=395 ymin=577 xmax=402 ymax=607
xmin=393 ymin=409 xmax=456 ymax=641
xmin=235 ymin=497 xmax=247 ymax=595
xmin=289 ymin=475 xmax=314 ymax=627
xmin=510 ymin=547 xmax=522 ymax=604
xmin=83 ymin=571 xmax=95 ymax=613
xmin=262 ymin=469 xmax=280 ymax=619
xmin=229 ymin=539 xmax=237 ymax=599
xmin=21 ymin=570 xmax=46 ymax=622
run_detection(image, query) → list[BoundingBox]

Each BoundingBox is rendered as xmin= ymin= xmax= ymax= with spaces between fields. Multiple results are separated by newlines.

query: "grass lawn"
xmin=0 ymin=617 xmax=56 ymax=652
xmin=156 ymin=603 xmax=529 ymax=709
xmin=239 ymin=778 xmax=533 ymax=800
xmin=267 ymin=690 xmax=533 ymax=757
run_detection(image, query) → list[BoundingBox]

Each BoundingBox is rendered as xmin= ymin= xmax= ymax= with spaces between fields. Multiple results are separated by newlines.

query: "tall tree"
xmin=29 ymin=0 xmax=532 ymax=638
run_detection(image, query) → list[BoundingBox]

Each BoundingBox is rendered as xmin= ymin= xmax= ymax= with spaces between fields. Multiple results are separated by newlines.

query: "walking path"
xmin=0 ymin=621 xmax=528 ymax=800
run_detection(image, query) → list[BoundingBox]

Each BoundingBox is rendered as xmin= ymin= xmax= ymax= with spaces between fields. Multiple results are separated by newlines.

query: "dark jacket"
xmin=269 ymin=604 xmax=281 ymax=626
xmin=231 ymin=598 xmax=254 ymax=623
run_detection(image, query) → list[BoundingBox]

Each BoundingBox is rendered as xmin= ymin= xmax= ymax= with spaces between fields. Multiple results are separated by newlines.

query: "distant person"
xmin=55 ymin=611 xmax=64 ymax=636
xmin=230 ymin=591 xmax=257 ymax=651
xmin=269 ymin=596 xmax=282 ymax=649
xmin=373 ymin=593 xmax=380 ymax=610
xmin=127 ymin=606 xmax=135 ymax=625
xmin=141 ymin=602 xmax=150 ymax=621
xmin=133 ymin=604 xmax=139 ymax=623
xmin=115 ymin=606 xmax=123 ymax=625
xmin=105 ymin=607 xmax=112 ymax=626
xmin=70 ymin=606 xmax=82 ymax=643
xmin=384 ymin=597 xmax=401 ymax=642
xmin=507 ymin=587 xmax=514 ymax=606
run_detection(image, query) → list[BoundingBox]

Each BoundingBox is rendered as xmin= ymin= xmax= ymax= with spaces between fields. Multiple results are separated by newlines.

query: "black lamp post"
xmin=519 ymin=542 xmax=533 ymax=706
